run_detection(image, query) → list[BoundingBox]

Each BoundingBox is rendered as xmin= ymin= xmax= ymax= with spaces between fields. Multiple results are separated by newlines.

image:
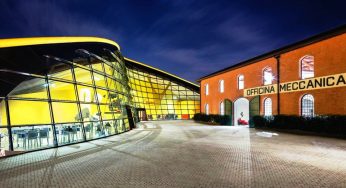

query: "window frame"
xmin=263 ymin=67 xmax=273 ymax=85
xmin=205 ymin=104 xmax=209 ymax=115
xmin=219 ymin=101 xmax=224 ymax=115
xmin=205 ymin=84 xmax=209 ymax=95
xmin=263 ymin=98 xmax=272 ymax=116
xmin=219 ymin=80 xmax=224 ymax=93
xmin=300 ymin=55 xmax=314 ymax=80
xmin=238 ymin=75 xmax=244 ymax=90
xmin=301 ymin=94 xmax=314 ymax=116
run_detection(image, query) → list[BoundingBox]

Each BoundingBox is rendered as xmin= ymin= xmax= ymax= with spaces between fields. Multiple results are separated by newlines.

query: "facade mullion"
xmin=45 ymin=75 xmax=58 ymax=147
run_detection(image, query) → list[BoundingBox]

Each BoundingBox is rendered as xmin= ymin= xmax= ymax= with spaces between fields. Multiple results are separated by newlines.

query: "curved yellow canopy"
xmin=0 ymin=36 xmax=120 ymax=50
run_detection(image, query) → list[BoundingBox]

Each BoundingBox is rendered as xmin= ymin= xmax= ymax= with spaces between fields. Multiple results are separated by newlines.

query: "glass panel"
xmin=56 ymin=123 xmax=84 ymax=145
xmin=99 ymin=104 xmax=114 ymax=120
xmin=301 ymin=55 xmax=314 ymax=79
xmin=49 ymin=68 xmax=73 ymax=81
xmin=0 ymin=100 xmax=7 ymax=126
xmin=116 ymin=119 xmax=125 ymax=133
xmin=103 ymin=120 xmax=114 ymax=135
xmin=77 ymin=85 xmax=96 ymax=103
xmin=49 ymin=80 xmax=77 ymax=101
xmin=9 ymin=100 xmax=51 ymax=125
xmin=0 ymin=128 xmax=9 ymax=151
xmin=8 ymin=77 xmax=48 ymax=99
xmin=93 ymin=73 xmax=107 ymax=88
xmin=11 ymin=125 xmax=54 ymax=151
xmin=263 ymin=67 xmax=273 ymax=85
xmin=301 ymin=94 xmax=314 ymax=116
xmin=238 ymin=75 xmax=244 ymax=89
xmin=91 ymin=62 xmax=104 ymax=73
xmin=124 ymin=119 xmax=130 ymax=131
xmin=52 ymin=102 xmax=80 ymax=123
xmin=264 ymin=98 xmax=272 ymax=116
xmin=104 ymin=63 xmax=114 ymax=76
xmin=96 ymin=89 xmax=109 ymax=104
xmin=84 ymin=121 xmax=104 ymax=140
xmin=74 ymin=67 xmax=93 ymax=85
xmin=81 ymin=103 xmax=100 ymax=121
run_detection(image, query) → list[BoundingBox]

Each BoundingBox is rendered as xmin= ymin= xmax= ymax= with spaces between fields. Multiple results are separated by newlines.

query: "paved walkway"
xmin=0 ymin=120 xmax=345 ymax=187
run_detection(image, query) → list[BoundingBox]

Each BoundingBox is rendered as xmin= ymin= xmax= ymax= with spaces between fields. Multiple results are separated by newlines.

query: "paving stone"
xmin=0 ymin=120 xmax=345 ymax=188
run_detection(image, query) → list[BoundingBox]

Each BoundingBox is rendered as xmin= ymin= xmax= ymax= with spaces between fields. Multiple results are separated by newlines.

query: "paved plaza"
xmin=0 ymin=120 xmax=345 ymax=187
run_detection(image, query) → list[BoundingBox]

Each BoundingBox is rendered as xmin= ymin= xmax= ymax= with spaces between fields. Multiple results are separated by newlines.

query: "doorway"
xmin=136 ymin=108 xmax=148 ymax=121
xmin=234 ymin=98 xmax=249 ymax=126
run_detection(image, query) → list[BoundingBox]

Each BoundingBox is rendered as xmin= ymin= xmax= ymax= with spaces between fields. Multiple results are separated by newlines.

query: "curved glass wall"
xmin=127 ymin=66 xmax=200 ymax=120
xmin=0 ymin=49 xmax=131 ymax=153
xmin=0 ymin=43 xmax=201 ymax=156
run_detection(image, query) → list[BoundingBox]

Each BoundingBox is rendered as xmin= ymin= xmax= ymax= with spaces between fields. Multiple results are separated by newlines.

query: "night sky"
xmin=1 ymin=0 xmax=345 ymax=82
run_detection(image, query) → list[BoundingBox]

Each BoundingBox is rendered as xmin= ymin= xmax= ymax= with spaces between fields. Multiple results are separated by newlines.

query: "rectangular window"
xmin=8 ymin=78 xmax=48 ymax=100
xmin=9 ymin=100 xmax=51 ymax=125
xmin=205 ymin=84 xmax=209 ymax=95
xmin=74 ymin=67 xmax=93 ymax=85
xmin=49 ymin=81 xmax=77 ymax=101
xmin=52 ymin=102 xmax=80 ymax=123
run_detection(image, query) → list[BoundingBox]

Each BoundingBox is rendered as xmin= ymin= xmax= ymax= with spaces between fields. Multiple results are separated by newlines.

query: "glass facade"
xmin=0 ymin=49 xmax=131 ymax=153
xmin=0 ymin=40 xmax=200 ymax=155
xmin=127 ymin=65 xmax=200 ymax=120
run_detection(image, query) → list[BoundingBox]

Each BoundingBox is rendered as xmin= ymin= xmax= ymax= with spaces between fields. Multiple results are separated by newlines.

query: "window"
xmin=263 ymin=67 xmax=273 ymax=85
xmin=219 ymin=80 xmax=224 ymax=93
xmin=301 ymin=94 xmax=314 ymax=116
xmin=300 ymin=55 xmax=314 ymax=79
xmin=238 ymin=75 xmax=244 ymax=89
xmin=205 ymin=104 xmax=209 ymax=115
xmin=219 ymin=101 xmax=224 ymax=115
xmin=205 ymin=84 xmax=209 ymax=95
xmin=264 ymin=98 xmax=272 ymax=116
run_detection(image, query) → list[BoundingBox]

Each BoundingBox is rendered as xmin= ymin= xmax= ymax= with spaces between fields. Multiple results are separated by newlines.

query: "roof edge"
xmin=0 ymin=36 xmax=120 ymax=50
xmin=124 ymin=57 xmax=200 ymax=88
xmin=197 ymin=24 xmax=346 ymax=82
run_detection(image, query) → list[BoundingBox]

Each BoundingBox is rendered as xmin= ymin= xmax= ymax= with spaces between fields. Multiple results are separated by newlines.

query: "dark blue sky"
xmin=1 ymin=0 xmax=345 ymax=82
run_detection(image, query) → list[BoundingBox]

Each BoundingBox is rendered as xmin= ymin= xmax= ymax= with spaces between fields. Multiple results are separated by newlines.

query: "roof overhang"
xmin=0 ymin=36 xmax=120 ymax=50
xmin=124 ymin=57 xmax=200 ymax=90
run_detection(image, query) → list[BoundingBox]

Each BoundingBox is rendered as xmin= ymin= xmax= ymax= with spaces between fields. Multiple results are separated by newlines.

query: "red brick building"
xmin=198 ymin=25 xmax=346 ymax=126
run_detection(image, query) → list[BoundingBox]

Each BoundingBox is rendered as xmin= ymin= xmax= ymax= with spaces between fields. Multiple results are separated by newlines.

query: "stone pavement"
xmin=0 ymin=120 xmax=345 ymax=188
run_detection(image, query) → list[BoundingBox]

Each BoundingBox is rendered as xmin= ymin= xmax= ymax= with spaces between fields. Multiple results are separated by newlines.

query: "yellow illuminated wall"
xmin=127 ymin=67 xmax=200 ymax=120
xmin=1 ymin=51 xmax=130 ymax=128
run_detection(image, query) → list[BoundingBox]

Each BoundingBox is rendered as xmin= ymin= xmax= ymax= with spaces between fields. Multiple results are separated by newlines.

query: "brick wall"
xmin=200 ymin=33 xmax=346 ymax=116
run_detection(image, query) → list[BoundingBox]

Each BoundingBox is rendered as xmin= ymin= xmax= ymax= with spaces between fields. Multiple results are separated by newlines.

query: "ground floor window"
xmin=301 ymin=94 xmax=314 ymax=116
xmin=264 ymin=98 xmax=272 ymax=116
xmin=205 ymin=104 xmax=209 ymax=115
xmin=219 ymin=101 xmax=224 ymax=115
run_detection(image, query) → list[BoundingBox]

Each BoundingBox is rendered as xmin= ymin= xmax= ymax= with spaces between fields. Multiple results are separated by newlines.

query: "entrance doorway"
xmin=136 ymin=108 xmax=148 ymax=121
xmin=234 ymin=98 xmax=249 ymax=126
xmin=125 ymin=105 xmax=135 ymax=129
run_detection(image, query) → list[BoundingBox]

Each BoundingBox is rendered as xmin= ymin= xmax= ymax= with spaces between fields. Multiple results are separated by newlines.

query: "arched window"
xmin=238 ymin=75 xmax=244 ymax=89
xmin=205 ymin=84 xmax=209 ymax=95
xmin=219 ymin=80 xmax=224 ymax=93
xmin=300 ymin=55 xmax=314 ymax=79
xmin=205 ymin=104 xmax=209 ymax=115
xmin=219 ymin=101 xmax=225 ymax=115
xmin=263 ymin=67 xmax=273 ymax=85
xmin=264 ymin=98 xmax=272 ymax=116
xmin=301 ymin=94 xmax=314 ymax=116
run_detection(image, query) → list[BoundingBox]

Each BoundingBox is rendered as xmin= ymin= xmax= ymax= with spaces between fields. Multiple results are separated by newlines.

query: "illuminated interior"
xmin=126 ymin=63 xmax=200 ymax=120
xmin=0 ymin=37 xmax=200 ymax=154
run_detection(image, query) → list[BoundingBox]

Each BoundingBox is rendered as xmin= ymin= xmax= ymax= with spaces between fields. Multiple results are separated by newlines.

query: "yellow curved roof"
xmin=125 ymin=57 xmax=199 ymax=88
xmin=0 ymin=36 xmax=120 ymax=50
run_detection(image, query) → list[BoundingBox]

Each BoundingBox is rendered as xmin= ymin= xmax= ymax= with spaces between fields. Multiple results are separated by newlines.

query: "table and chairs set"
xmin=7 ymin=119 xmax=128 ymax=151
xmin=12 ymin=124 xmax=83 ymax=150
